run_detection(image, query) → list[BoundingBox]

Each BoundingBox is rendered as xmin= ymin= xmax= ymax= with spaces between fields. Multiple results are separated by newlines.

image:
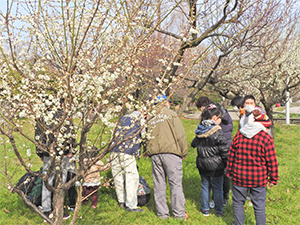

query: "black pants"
xmin=223 ymin=174 xmax=230 ymax=200
xmin=210 ymin=174 xmax=231 ymax=201
xmin=67 ymin=172 xmax=77 ymax=208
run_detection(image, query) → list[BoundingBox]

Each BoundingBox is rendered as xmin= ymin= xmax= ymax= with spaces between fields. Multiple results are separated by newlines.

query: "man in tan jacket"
xmin=147 ymin=95 xmax=188 ymax=220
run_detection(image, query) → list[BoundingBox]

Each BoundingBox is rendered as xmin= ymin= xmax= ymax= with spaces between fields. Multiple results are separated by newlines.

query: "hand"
xmin=268 ymin=182 xmax=274 ymax=189
xmin=104 ymin=182 xmax=110 ymax=189
xmin=252 ymin=108 xmax=261 ymax=117
xmin=182 ymin=156 xmax=186 ymax=161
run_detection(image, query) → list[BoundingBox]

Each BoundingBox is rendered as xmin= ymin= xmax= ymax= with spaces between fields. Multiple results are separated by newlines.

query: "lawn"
xmin=0 ymin=119 xmax=300 ymax=224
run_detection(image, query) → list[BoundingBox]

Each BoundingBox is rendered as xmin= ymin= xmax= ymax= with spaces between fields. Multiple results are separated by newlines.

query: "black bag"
xmin=15 ymin=172 xmax=37 ymax=195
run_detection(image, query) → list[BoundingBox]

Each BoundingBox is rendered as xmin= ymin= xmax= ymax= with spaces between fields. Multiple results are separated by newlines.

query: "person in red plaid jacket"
xmin=226 ymin=119 xmax=279 ymax=225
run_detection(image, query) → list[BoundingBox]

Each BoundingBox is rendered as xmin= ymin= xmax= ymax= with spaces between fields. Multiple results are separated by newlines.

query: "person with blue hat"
xmin=147 ymin=94 xmax=188 ymax=220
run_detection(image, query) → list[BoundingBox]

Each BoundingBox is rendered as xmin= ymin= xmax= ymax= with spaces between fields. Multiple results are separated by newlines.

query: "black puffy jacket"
xmin=191 ymin=125 xmax=228 ymax=177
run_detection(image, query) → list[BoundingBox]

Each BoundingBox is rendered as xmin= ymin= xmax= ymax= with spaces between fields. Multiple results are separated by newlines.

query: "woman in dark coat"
xmin=191 ymin=103 xmax=229 ymax=217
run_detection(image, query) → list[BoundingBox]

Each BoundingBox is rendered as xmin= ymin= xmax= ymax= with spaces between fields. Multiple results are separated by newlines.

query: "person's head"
xmin=231 ymin=96 xmax=244 ymax=111
xmin=196 ymin=96 xmax=212 ymax=111
xmin=155 ymin=94 xmax=171 ymax=108
xmin=243 ymin=95 xmax=256 ymax=113
xmin=201 ymin=103 xmax=223 ymax=125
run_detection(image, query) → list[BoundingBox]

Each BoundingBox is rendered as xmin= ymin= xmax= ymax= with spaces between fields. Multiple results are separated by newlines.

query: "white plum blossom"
xmin=19 ymin=111 xmax=26 ymax=118
xmin=190 ymin=27 xmax=199 ymax=34
xmin=26 ymin=149 xmax=31 ymax=157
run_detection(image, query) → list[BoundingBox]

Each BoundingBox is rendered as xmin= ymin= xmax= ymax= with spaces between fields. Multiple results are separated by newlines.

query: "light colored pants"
xmin=111 ymin=152 xmax=139 ymax=209
xmin=42 ymin=156 xmax=70 ymax=212
xmin=151 ymin=154 xmax=186 ymax=219
xmin=42 ymin=156 xmax=54 ymax=212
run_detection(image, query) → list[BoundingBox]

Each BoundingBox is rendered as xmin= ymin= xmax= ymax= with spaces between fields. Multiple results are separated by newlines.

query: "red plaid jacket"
xmin=226 ymin=130 xmax=279 ymax=187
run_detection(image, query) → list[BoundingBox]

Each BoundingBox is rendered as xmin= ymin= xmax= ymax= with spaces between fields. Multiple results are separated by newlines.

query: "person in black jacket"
xmin=195 ymin=96 xmax=233 ymax=206
xmin=191 ymin=103 xmax=229 ymax=217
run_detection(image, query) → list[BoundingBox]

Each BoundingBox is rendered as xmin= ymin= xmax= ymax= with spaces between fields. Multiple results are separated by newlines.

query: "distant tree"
xmin=211 ymin=1 xmax=300 ymax=127
xmin=171 ymin=0 xmax=300 ymax=115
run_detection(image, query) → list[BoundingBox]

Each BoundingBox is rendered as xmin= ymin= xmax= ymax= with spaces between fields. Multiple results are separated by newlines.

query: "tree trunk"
xmin=52 ymin=188 xmax=66 ymax=225
xmin=177 ymin=84 xmax=201 ymax=116
xmin=264 ymin=104 xmax=275 ymax=138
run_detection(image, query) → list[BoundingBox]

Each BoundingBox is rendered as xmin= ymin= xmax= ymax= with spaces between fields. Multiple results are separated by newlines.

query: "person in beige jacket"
xmin=147 ymin=95 xmax=188 ymax=220
xmin=82 ymin=158 xmax=110 ymax=208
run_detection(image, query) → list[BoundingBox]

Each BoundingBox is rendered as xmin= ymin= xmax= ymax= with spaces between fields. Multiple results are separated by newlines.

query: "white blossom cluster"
xmin=0 ymin=4 xmax=206 ymax=205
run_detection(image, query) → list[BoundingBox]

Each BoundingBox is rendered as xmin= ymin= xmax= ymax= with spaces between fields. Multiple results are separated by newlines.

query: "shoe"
xmin=44 ymin=212 xmax=70 ymax=222
xmin=126 ymin=208 xmax=144 ymax=213
xmin=158 ymin=216 xmax=169 ymax=220
xmin=43 ymin=211 xmax=53 ymax=223
xmin=216 ymin=212 xmax=224 ymax=217
xmin=209 ymin=201 xmax=215 ymax=209
xmin=184 ymin=211 xmax=189 ymax=221
xmin=200 ymin=209 xmax=210 ymax=216
xmin=175 ymin=211 xmax=188 ymax=221
xmin=92 ymin=205 xmax=97 ymax=209
xmin=119 ymin=203 xmax=126 ymax=209
xmin=223 ymin=199 xmax=229 ymax=206
xmin=63 ymin=214 xmax=71 ymax=220
xmin=68 ymin=207 xmax=75 ymax=212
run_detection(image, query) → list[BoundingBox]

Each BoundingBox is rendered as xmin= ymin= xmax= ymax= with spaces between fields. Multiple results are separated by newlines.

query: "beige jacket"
xmin=83 ymin=159 xmax=110 ymax=185
xmin=148 ymin=107 xmax=188 ymax=157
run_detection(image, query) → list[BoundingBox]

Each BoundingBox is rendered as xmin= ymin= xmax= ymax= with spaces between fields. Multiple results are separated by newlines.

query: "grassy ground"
xmin=1 ymin=119 xmax=300 ymax=224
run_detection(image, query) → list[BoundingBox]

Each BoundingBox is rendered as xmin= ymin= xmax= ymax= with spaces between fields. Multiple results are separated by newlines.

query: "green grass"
xmin=1 ymin=119 xmax=300 ymax=224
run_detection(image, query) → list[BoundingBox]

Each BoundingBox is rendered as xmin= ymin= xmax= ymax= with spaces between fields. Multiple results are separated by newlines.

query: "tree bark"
xmin=262 ymin=102 xmax=275 ymax=138
xmin=52 ymin=188 xmax=66 ymax=225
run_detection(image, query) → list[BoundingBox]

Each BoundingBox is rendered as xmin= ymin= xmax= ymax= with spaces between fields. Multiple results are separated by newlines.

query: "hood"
xmin=240 ymin=122 xmax=265 ymax=139
xmin=195 ymin=124 xmax=221 ymax=138
xmin=195 ymin=124 xmax=215 ymax=135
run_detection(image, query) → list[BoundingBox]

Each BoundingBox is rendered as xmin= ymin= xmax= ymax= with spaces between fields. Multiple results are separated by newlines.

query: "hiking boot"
xmin=126 ymin=208 xmax=144 ymax=213
xmin=200 ymin=209 xmax=210 ymax=217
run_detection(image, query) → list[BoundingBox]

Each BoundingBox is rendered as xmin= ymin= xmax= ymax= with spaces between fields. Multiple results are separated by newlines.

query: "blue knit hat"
xmin=155 ymin=94 xmax=171 ymax=105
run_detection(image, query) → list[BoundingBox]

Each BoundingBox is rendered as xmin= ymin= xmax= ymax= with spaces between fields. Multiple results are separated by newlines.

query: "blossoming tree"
xmin=0 ymin=0 xmax=182 ymax=223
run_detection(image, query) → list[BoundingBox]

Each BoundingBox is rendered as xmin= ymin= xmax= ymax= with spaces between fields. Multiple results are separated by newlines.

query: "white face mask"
xmin=244 ymin=105 xmax=255 ymax=113
xmin=233 ymin=106 xmax=239 ymax=112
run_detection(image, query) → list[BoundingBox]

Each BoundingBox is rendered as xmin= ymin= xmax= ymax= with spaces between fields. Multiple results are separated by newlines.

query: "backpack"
xmin=27 ymin=168 xmax=43 ymax=206
xmin=137 ymin=175 xmax=151 ymax=207
xmin=15 ymin=168 xmax=43 ymax=206
xmin=15 ymin=172 xmax=37 ymax=195
xmin=137 ymin=175 xmax=151 ymax=196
